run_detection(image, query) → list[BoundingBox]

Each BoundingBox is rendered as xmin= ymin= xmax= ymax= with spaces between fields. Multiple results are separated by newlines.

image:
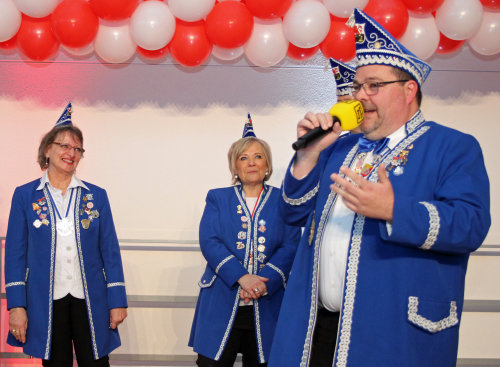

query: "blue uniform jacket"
xmin=189 ymin=185 xmax=300 ymax=363
xmin=4 ymin=178 xmax=128 ymax=360
xmin=268 ymin=111 xmax=491 ymax=367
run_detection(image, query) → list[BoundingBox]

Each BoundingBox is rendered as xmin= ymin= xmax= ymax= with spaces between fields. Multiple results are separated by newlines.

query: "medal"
xmin=81 ymin=219 xmax=90 ymax=229
xmin=238 ymin=231 xmax=246 ymax=240
xmin=257 ymin=244 xmax=265 ymax=252
xmin=42 ymin=219 xmax=49 ymax=226
xmin=242 ymin=223 xmax=248 ymax=229
xmin=241 ymin=216 xmax=248 ymax=222
xmin=57 ymin=217 xmax=73 ymax=236
xmin=87 ymin=202 xmax=94 ymax=209
xmin=33 ymin=219 xmax=42 ymax=228
xmin=258 ymin=225 xmax=266 ymax=233
xmin=237 ymin=242 xmax=245 ymax=250
xmin=258 ymin=236 xmax=265 ymax=244
xmin=257 ymin=253 xmax=266 ymax=262
xmin=32 ymin=203 xmax=41 ymax=211
xmin=308 ymin=211 xmax=316 ymax=246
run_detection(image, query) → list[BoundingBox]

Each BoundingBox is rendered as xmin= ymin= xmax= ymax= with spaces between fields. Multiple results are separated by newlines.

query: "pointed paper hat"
xmin=349 ymin=8 xmax=431 ymax=87
xmin=330 ymin=58 xmax=356 ymax=97
xmin=54 ymin=102 xmax=73 ymax=127
xmin=242 ymin=113 xmax=256 ymax=138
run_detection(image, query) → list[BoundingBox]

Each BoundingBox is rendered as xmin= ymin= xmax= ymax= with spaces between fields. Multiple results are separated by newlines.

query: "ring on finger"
xmin=254 ymin=288 xmax=260 ymax=293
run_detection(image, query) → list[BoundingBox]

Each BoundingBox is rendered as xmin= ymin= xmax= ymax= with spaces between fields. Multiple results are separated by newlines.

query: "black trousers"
xmin=197 ymin=306 xmax=267 ymax=367
xmin=309 ymin=308 xmax=340 ymax=367
xmin=42 ymin=294 xmax=109 ymax=367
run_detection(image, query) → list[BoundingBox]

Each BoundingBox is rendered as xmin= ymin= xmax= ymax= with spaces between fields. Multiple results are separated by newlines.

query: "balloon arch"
xmin=0 ymin=0 xmax=499 ymax=67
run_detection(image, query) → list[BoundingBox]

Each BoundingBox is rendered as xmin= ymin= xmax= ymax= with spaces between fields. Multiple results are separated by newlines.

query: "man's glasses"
xmin=52 ymin=142 xmax=85 ymax=155
xmin=351 ymin=80 xmax=409 ymax=96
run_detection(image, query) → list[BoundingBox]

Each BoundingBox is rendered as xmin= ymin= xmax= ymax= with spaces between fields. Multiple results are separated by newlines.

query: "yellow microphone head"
xmin=328 ymin=100 xmax=364 ymax=131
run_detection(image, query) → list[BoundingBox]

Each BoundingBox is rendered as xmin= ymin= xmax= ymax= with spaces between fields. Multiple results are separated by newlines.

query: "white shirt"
xmin=318 ymin=125 xmax=407 ymax=311
xmin=37 ymin=172 xmax=89 ymax=300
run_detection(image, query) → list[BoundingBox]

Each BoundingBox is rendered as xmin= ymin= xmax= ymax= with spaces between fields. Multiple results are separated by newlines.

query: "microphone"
xmin=292 ymin=100 xmax=364 ymax=151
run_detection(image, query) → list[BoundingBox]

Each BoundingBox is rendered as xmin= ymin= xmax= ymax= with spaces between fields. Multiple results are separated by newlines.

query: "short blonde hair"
xmin=228 ymin=137 xmax=273 ymax=185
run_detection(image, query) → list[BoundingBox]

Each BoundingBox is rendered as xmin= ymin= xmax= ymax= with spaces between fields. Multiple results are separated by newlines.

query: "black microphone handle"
xmin=292 ymin=117 xmax=341 ymax=151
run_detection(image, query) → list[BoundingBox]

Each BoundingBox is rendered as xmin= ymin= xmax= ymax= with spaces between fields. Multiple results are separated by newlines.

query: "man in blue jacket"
xmin=269 ymin=8 xmax=491 ymax=367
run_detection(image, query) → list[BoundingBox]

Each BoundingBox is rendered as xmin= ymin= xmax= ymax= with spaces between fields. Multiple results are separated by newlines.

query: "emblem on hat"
xmin=348 ymin=8 xmax=431 ymax=87
xmin=329 ymin=58 xmax=356 ymax=97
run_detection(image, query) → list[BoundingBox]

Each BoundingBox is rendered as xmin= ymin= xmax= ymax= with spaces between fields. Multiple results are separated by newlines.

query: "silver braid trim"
xmin=408 ymin=296 xmax=458 ymax=333
xmin=419 ymin=201 xmax=440 ymax=250
xmin=282 ymin=181 xmax=319 ymax=206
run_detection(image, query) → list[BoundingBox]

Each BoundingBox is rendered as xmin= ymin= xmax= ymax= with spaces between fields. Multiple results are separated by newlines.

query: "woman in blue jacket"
xmin=189 ymin=124 xmax=300 ymax=367
xmin=4 ymin=103 xmax=127 ymax=366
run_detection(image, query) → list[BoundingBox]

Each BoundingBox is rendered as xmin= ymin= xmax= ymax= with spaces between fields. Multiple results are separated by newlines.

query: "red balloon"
xmin=17 ymin=16 xmax=59 ymax=61
xmin=89 ymin=0 xmax=139 ymax=21
xmin=320 ymin=19 xmax=356 ymax=62
xmin=287 ymin=43 xmax=319 ymax=61
xmin=52 ymin=0 xmax=99 ymax=48
xmin=206 ymin=2 xmax=253 ymax=48
xmin=435 ymin=32 xmax=464 ymax=54
xmin=246 ymin=0 xmax=292 ymax=20
xmin=364 ymin=0 xmax=409 ymax=39
xmin=137 ymin=45 xmax=169 ymax=60
xmin=0 ymin=35 xmax=17 ymax=50
xmin=401 ymin=0 xmax=445 ymax=14
xmin=480 ymin=0 xmax=500 ymax=10
xmin=169 ymin=20 xmax=212 ymax=67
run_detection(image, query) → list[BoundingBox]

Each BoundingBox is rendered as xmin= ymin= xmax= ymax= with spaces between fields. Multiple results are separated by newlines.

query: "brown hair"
xmin=37 ymin=125 xmax=84 ymax=170
xmin=227 ymin=137 xmax=273 ymax=185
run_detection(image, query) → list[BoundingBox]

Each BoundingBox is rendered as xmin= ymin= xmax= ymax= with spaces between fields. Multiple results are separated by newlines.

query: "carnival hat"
xmin=242 ymin=113 xmax=256 ymax=138
xmin=349 ymin=8 xmax=431 ymax=87
xmin=55 ymin=102 xmax=73 ymax=126
xmin=329 ymin=58 xmax=356 ymax=97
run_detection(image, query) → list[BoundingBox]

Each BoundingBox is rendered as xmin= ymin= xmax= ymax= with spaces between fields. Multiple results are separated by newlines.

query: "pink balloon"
xmin=244 ymin=18 xmax=288 ymax=67
xmin=435 ymin=0 xmax=483 ymax=40
xmin=283 ymin=0 xmax=331 ymax=48
xmin=94 ymin=24 xmax=137 ymax=63
xmin=399 ymin=13 xmax=440 ymax=60
xmin=469 ymin=11 xmax=500 ymax=56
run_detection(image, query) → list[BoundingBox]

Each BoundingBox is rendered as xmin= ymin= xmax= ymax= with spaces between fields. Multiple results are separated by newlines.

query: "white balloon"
xmin=399 ymin=14 xmax=439 ymax=60
xmin=435 ymin=0 xmax=483 ymax=40
xmin=94 ymin=24 xmax=136 ymax=64
xmin=0 ymin=0 xmax=21 ymax=42
xmin=12 ymin=0 xmax=60 ymax=18
xmin=322 ymin=0 xmax=369 ymax=19
xmin=244 ymin=18 xmax=288 ymax=67
xmin=130 ymin=1 xmax=176 ymax=51
xmin=283 ymin=0 xmax=330 ymax=48
xmin=62 ymin=43 xmax=94 ymax=57
xmin=168 ymin=0 xmax=215 ymax=22
xmin=212 ymin=45 xmax=244 ymax=61
xmin=469 ymin=11 xmax=500 ymax=56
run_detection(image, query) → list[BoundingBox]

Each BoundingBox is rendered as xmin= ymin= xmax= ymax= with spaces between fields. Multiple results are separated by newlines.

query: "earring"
xmin=265 ymin=171 xmax=269 ymax=176
xmin=45 ymin=157 xmax=49 ymax=166
xmin=234 ymin=174 xmax=239 ymax=179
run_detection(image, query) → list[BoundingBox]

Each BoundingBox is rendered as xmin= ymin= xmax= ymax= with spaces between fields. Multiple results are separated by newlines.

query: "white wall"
xmin=0 ymin=45 xmax=499 ymax=365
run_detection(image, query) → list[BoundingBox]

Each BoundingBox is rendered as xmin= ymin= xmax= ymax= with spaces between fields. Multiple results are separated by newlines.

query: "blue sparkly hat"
xmin=55 ymin=102 xmax=73 ymax=126
xmin=348 ymin=8 xmax=431 ymax=87
xmin=329 ymin=58 xmax=356 ymax=97
xmin=242 ymin=113 xmax=256 ymax=138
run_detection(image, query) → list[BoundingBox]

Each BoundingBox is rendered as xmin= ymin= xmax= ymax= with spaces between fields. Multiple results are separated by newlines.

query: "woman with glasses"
xmin=4 ymin=103 xmax=127 ymax=367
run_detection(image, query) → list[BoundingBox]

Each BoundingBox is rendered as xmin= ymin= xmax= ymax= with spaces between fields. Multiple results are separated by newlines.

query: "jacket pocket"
xmin=407 ymin=296 xmax=459 ymax=333
xmin=198 ymin=266 xmax=216 ymax=288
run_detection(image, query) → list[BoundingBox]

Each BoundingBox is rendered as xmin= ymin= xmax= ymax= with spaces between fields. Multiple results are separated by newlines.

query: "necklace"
xmin=47 ymin=187 xmax=75 ymax=236
xmin=245 ymin=187 xmax=264 ymax=218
